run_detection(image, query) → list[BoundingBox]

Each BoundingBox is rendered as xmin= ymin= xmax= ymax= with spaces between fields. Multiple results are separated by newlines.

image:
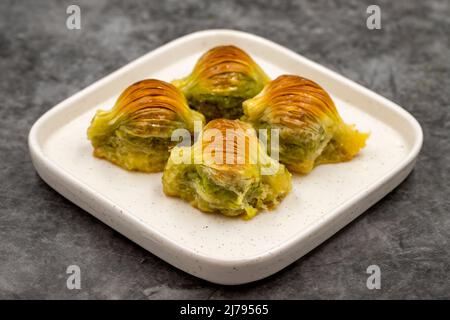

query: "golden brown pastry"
xmin=242 ymin=75 xmax=369 ymax=174
xmin=162 ymin=119 xmax=292 ymax=219
xmin=172 ymin=45 xmax=270 ymax=121
xmin=87 ymin=79 xmax=205 ymax=172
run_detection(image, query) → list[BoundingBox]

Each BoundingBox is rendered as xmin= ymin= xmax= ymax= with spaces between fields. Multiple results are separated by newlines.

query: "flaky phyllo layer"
xmin=242 ymin=75 xmax=369 ymax=174
xmin=172 ymin=45 xmax=270 ymax=122
xmin=162 ymin=119 xmax=292 ymax=219
xmin=87 ymin=79 xmax=205 ymax=172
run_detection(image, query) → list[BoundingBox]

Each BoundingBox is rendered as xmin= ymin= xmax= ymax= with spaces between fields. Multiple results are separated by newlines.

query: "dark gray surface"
xmin=0 ymin=0 xmax=449 ymax=299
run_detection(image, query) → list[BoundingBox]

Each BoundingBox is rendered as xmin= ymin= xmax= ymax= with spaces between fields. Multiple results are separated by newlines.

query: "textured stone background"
xmin=0 ymin=0 xmax=449 ymax=299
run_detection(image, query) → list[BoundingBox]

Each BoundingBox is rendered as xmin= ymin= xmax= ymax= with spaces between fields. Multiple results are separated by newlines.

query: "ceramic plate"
xmin=29 ymin=30 xmax=423 ymax=284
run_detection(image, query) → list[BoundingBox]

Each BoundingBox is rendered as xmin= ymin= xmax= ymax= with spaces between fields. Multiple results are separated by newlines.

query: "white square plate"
xmin=29 ymin=30 xmax=423 ymax=284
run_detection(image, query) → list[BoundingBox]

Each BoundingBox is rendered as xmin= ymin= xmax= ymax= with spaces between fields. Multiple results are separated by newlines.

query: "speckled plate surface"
xmin=28 ymin=30 xmax=423 ymax=285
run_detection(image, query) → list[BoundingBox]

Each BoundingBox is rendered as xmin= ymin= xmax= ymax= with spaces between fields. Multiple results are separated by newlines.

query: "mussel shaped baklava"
xmin=162 ymin=119 xmax=292 ymax=219
xmin=242 ymin=75 xmax=369 ymax=174
xmin=172 ymin=45 xmax=270 ymax=121
xmin=87 ymin=79 xmax=205 ymax=172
